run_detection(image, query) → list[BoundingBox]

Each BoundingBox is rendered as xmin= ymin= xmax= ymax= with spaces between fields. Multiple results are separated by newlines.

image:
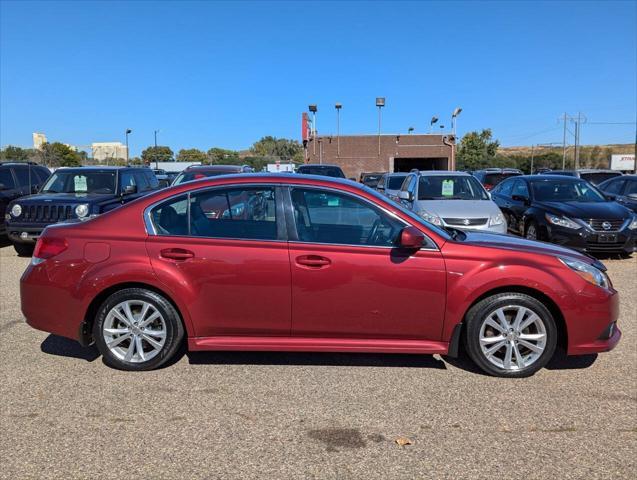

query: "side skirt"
xmin=188 ymin=336 xmax=449 ymax=355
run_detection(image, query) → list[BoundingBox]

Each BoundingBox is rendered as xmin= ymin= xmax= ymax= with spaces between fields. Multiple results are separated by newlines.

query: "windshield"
xmin=361 ymin=174 xmax=382 ymax=187
xmin=41 ymin=171 xmax=116 ymax=194
xmin=580 ymin=172 xmax=622 ymax=186
xmin=172 ymin=170 xmax=233 ymax=185
xmin=297 ymin=166 xmax=345 ymax=178
xmin=418 ymin=175 xmax=488 ymax=200
xmin=531 ymin=180 xmax=607 ymax=203
xmin=483 ymin=172 xmax=521 ymax=187
xmin=387 ymin=175 xmax=407 ymax=189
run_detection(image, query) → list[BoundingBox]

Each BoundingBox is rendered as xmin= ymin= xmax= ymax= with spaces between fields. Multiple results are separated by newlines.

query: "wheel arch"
xmin=80 ymin=281 xmax=189 ymax=346
xmin=456 ymin=285 xmax=567 ymax=353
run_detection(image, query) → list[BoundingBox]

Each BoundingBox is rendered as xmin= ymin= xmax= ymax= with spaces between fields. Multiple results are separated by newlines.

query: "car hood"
xmin=416 ymin=199 xmax=500 ymax=217
xmin=458 ymin=230 xmax=604 ymax=268
xmin=536 ymin=200 xmax=630 ymax=220
xmin=12 ymin=193 xmax=113 ymax=204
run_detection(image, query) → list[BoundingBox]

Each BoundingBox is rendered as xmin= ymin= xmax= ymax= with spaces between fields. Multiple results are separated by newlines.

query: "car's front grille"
xmin=588 ymin=219 xmax=626 ymax=231
xmin=585 ymin=241 xmax=626 ymax=252
xmin=443 ymin=217 xmax=488 ymax=226
xmin=23 ymin=204 xmax=74 ymax=223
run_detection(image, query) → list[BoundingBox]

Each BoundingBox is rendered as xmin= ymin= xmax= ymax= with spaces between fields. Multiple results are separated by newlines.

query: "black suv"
xmin=1 ymin=162 xmax=51 ymax=239
xmin=6 ymin=166 xmax=159 ymax=256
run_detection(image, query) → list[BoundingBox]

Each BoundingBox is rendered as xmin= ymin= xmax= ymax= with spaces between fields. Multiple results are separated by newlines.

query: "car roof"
xmin=517 ymin=174 xmax=582 ymax=182
xmin=297 ymin=164 xmax=343 ymax=169
xmin=55 ymin=166 xmax=146 ymax=171
xmin=184 ymin=164 xmax=246 ymax=172
xmin=415 ymin=170 xmax=472 ymax=176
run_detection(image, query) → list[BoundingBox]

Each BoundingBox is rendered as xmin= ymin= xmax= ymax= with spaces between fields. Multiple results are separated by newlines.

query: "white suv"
xmin=398 ymin=170 xmax=507 ymax=233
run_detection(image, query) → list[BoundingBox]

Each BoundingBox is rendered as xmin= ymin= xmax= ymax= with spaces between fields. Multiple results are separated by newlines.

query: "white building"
xmin=33 ymin=132 xmax=47 ymax=150
xmin=92 ymin=142 xmax=128 ymax=162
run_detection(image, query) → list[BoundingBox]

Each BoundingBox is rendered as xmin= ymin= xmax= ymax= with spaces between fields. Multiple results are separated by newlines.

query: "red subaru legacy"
xmin=20 ymin=174 xmax=621 ymax=377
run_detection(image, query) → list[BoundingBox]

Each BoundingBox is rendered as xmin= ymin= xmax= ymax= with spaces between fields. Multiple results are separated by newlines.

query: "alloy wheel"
xmin=479 ymin=305 xmax=547 ymax=371
xmin=102 ymin=300 xmax=167 ymax=363
xmin=526 ymin=224 xmax=537 ymax=240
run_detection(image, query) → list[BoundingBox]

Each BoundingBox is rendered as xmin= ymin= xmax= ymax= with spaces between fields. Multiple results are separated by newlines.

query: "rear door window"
xmin=602 ymin=179 xmax=625 ymax=195
xmin=511 ymin=180 xmax=530 ymax=198
xmin=12 ymin=167 xmax=37 ymax=190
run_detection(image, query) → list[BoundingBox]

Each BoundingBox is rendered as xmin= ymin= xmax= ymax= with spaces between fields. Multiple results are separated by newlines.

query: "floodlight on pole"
xmin=430 ymin=116 xmax=439 ymax=133
xmin=309 ymin=104 xmax=318 ymax=155
xmin=451 ymin=107 xmax=462 ymax=135
xmin=335 ymin=103 xmax=342 ymax=157
xmin=408 ymin=127 xmax=414 ymax=134
xmin=376 ymin=97 xmax=385 ymax=155
xmin=125 ymin=129 xmax=132 ymax=163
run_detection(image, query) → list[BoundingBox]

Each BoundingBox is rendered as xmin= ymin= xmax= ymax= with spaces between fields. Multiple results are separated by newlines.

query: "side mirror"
xmin=512 ymin=194 xmax=530 ymax=205
xmin=377 ymin=185 xmax=385 ymax=190
xmin=122 ymin=185 xmax=137 ymax=195
xmin=605 ymin=193 xmax=616 ymax=201
xmin=399 ymin=226 xmax=425 ymax=249
xmin=398 ymin=190 xmax=411 ymax=201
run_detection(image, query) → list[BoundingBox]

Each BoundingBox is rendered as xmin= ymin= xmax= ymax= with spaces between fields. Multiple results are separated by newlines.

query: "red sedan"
xmin=20 ymin=174 xmax=621 ymax=377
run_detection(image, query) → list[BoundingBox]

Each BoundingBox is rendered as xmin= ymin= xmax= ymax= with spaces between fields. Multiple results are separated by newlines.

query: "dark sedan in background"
xmin=544 ymin=169 xmax=623 ymax=186
xmin=597 ymin=175 xmax=637 ymax=213
xmin=491 ymin=175 xmax=637 ymax=255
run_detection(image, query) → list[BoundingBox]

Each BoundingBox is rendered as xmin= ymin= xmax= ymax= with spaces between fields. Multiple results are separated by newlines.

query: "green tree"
xmin=141 ymin=146 xmax=174 ymax=165
xmin=456 ymin=129 xmax=500 ymax=171
xmin=40 ymin=142 xmax=82 ymax=167
xmin=207 ymin=147 xmax=240 ymax=164
xmin=250 ymin=136 xmax=303 ymax=162
xmin=0 ymin=145 xmax=29 ymax=161
xmin=177 ymin=148 xmax=208 ymax=163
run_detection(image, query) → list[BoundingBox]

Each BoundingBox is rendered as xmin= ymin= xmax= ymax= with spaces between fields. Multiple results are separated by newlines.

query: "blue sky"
xmin=1 ymin=0 xmax=635 ymax=156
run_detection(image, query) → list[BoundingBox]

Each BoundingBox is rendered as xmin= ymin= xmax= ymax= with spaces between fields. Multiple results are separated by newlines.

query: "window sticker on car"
xmin=328 ymin=198 xmax=340 ymax=207
xmin=74 ymin=175 xmax=88 ymax=192
xmin=441 ymin=179 xmax=454 ymax=196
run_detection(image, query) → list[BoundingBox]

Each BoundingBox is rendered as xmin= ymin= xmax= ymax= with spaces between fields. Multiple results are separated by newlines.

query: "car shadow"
xmin=545 ymin=349 xmax=598 ymax=370
xmin=187 ymin=350 xmax=447 ymax=369
xmin=40 ymin=334 xmax=100 ymax=362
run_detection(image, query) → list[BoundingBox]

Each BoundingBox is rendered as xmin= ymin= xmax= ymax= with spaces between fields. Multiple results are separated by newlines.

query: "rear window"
xmin=579 ymin=172 xmax=623 ymax=186
xmin=361 ymin=174 xmax=383 ymax=187
xmin=297 ymin=166 xmax=345 ymax=178
xmin=483 ymin=173 xmax=521 ymax=187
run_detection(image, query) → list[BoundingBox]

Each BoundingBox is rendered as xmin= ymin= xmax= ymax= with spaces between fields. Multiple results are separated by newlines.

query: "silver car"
xmin=376 ymin=172 xmax=409 ymax=201
xmin=397 ymin=170 xmax=507 ymax=233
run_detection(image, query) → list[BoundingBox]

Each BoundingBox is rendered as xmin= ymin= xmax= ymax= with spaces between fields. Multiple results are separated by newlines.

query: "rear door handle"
xmin=296 ymin=255 xmax=331 ymax=268
xmin=160 ymin=248 xmax=194 ymax=261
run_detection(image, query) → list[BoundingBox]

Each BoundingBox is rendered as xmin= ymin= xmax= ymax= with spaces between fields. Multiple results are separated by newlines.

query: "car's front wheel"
xmin=93 ymin=288 xmax=184 ymax=371
xmin=464 ymin=293 xmax=557 ymax=378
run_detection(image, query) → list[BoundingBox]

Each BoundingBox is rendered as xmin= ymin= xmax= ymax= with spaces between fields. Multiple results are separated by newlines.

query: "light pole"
xmin=451 ymin=107 xmax=462 ymax=136
xmin=430 ymin=116 xmax=439 ymax=133
xmin=153 ymin=129 xmax=160 ymax=169
xmin=376 ymin=97 xmax=385 ymax=155
xmin=125 ymin=129 xmax=132 ymax=163
xmin=335 ymin=103 xmax=342 ymax=157
xmin=309 ymin=104 xmax=317 ymax=156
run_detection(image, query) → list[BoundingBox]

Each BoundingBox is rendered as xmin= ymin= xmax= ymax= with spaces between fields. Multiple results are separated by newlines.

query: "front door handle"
xmin=296 ymin=255 xmax=331 ymax=268
xmin=160 ymin=248 xmax=194 ymax=261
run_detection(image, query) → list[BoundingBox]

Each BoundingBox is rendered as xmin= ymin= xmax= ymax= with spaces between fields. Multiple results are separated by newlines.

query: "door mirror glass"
xmin=399 ymin=226 xmax=425 ymax=249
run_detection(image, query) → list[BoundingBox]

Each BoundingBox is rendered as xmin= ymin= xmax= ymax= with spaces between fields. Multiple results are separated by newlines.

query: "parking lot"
xmin=0 ymin=242 xmax=635 ymax=479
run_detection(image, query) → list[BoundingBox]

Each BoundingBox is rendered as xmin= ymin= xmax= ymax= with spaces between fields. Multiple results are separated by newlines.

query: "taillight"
xmin=484 ymin=184 xmax=494 ymax=191
xmin=33 ymin=236 xmax=68 ymax=261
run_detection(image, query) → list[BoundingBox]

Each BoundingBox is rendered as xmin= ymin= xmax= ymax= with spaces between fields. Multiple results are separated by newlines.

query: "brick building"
xmin=304 ymin=134 xmax=455 ymax=180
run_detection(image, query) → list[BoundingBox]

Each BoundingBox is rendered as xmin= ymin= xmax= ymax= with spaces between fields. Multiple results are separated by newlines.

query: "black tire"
xmin=464 ymin=293 xmax=557 ymax=378
xmin=14 ymin=243 xmax=35 ymax=257
xmin=525 ymin=221 xmax=542 ymax=241
xmin=93 ymin=288 xmax=184 ymax=371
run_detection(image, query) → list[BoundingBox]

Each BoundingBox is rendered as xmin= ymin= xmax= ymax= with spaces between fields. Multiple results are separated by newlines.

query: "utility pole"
xmin=562 ymin=112 xmax=567 ymax=169
xmin=531 ymin=144 xmax=535 ymax=173
xmin=376 ymin=97 xmax=385 ymax=156
xmin=153 ymin=129 xmax=160 ymax=169
xmin=335 ymin=103 xmax=342 ymax=157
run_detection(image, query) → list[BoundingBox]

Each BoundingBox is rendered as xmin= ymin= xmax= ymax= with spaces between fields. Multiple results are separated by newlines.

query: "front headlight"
xmin=489 ymin=212 xmax=505 ymax=226
xmin=545 ymin=213 xmax=581 ymax=229
xmin=75 ymin=204 xmax=89 ymax=218
xmin=10 ymin=204 xmax=22 ymax=217
xmin=628 ymin=216 xmax=637 ymax=230
xmin=418 ymin=210 xmax=443 ymax=226
xmin=559 ymin=257 xmax=610 ymax=290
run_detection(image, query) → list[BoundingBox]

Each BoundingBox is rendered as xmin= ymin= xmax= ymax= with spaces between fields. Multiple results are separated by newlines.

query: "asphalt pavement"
xmin=0 ymin=243 xmax=635 ymax=479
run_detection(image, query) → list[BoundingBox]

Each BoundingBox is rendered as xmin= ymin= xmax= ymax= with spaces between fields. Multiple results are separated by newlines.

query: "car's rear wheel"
xmin=464 ymin=293 xmax=557 ymax=378
xmin=14 ymin=243 xmax=34 ymax=257
xmin=93 ymin=288 xmax=184 ymax=371
xmin=525 ymin=221 xmax=541 ymax=241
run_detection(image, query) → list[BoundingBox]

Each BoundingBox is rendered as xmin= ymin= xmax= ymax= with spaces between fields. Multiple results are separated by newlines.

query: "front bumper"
xmin=7 ymin=224 xmax=46 ymax=244
xmin=547 ymin=224 xmax=637 ymax=254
